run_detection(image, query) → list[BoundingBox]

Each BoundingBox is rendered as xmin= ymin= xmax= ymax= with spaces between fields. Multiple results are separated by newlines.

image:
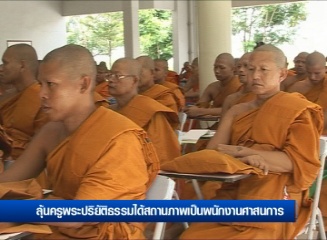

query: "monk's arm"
xmin=0 ymin=124 xmax=49 ymax=182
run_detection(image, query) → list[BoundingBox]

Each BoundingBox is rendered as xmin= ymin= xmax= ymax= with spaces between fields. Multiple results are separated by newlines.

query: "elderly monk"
xmin=0 ymin=44 xmax=49 ymax=188
xmin=95 ymin=61 xmax=110 ymax=99
xmin=0 ymin=44 xmax=160 ymax=239
xmin=154 ymin=59 xmax=185 ymax=111
xmin=136 ymin=56 xmax=179 ymax=115
xmin=108 ymin=58 xmax=180 ymax=164
xmin=281 ymin=52 xmax=309 ymax=91
xmin=184 ymin=53 xmax=241 ymax=117
xmin=179 ymin=44 xmax=323 ymax=239
xmin=221 ymin=52 xmax=256 ymax=116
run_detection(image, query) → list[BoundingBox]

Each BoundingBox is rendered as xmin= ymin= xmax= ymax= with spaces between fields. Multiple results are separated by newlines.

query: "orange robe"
xmin=95 ymin=81 xmax=110 ymax=99
xmin=0 ymin=83 xmax=49 ymax=188
xmin=94 ymin=91 xmax=109 ymax=108
xmin=0 ymin=82 xmax=48 ymax=159
xmin=35 ymin=106 xmax=160 ymax=239
xmin=166 ymin=70 xmax=179 ymax=85
xmin=141 ymin=84 xmax=179 ymax=114
xmin=212 ymin=75 xmax=242 ymax=108
xmin=162 ymin=81 xmax=185 ymax=111
xmin=118 ymin=95 xmax=180 ymax=164
xmin=180 ymin=92 xmax=323 ymax=239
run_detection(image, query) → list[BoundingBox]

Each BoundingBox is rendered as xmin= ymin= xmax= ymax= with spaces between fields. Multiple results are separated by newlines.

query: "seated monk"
xmin=183 ymin=57 xmax=200 ymax=104
xmin=179 ymin=61 xmax=192 ymax=86
xmin=0 ymin=44 xmax=49 ymax=188
xmin=281 ymin=52 xmax=309 ymax=91
xmin=136 ymin=55 xmax=179 ymax=116
xmin=287 ymin=51 xmax=327 ymax=231
xmin=95 ymin=61 xmax=110 ymax=98
xmin=154 ymin=59 xmax=185 ymax=111
xmin=221 ymin=52 xmax=256 ymax=116
xmin=166 ymin=69 xmax=179 ymax=85
xmin=184 ymin=53 xmax=241 ymax=118
xmin=108 ymin=58 xmax=180 ymax=164
xmin=179 ymin=44 xmax=323 ymax=239
xmin=0 ymin=44 xmax=160 ymax=239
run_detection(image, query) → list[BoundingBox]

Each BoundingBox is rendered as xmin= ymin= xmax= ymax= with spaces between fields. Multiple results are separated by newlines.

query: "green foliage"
xmin=139 ymin=9 xmax=173 ymax=60
xmin=66 ymin=9 xmax=173 ymax=64
xmin=232 ymin=2 xmax=307 ymax=52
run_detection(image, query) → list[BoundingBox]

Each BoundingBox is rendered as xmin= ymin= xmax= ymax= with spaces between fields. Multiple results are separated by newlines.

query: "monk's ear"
xmin=79 ymin=75 xmax=92 ymax=93
xmin=279 ymin=68 xmax=288 ymax=83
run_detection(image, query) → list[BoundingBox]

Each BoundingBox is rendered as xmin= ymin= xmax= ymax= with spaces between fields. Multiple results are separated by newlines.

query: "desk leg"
xmin=192 ymin=179 xmax=204 ymax=199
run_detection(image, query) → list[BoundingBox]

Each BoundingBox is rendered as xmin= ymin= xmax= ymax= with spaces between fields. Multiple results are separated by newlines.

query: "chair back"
xmin=146 ymin=175 xmax=176 ymax=200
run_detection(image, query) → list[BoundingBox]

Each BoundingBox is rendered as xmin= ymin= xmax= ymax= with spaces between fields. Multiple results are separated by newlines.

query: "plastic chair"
xmin=146 ymin=175 xmax=188 ymax=240
xmin=298 ymin=137 xmax=327 ymax=239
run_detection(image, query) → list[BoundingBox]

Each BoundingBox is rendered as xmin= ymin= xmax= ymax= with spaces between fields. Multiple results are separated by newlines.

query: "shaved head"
xmin=295 ymin=52 xmax=309 ymax=59
xmin=42 ymin=44 xmax=96 ymax=84
xmin=306 ymin=51 xmax=326 ymax=67
xmin=216 ymin=53 xmax=235 ymax=68
xmin=253 ymin=44 xmax=286 ymax=68
xmin=6 ymin=44 xmax=38 ymax=76
xmin=135 ymin=56 xmax=155 ymax=70
xmin=112 ymin=58 xmax=142 ymax=79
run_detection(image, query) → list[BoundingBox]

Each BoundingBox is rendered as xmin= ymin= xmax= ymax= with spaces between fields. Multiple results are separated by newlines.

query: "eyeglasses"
xmin=106 ymin=73 xmax=135 ymax=81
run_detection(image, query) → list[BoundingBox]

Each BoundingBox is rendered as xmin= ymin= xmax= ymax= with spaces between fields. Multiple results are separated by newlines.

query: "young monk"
xmin=108 ymin=58 xmax=180 ymax=164
xmin=95 ymin=61 xmax=110 ymax=98
xmin=136 ymin=56 xmax=179 ymax=115
xmin=0 ymin=44 xmax=160 ymax=239
xmin=178 ymin=44 xmax=323 ymax=239
xmin=184 ymin=53 xmax=241 ymax=117
xmin=281 ymin=52 xmax=309 ymax=91
xmin=221 ymin=52 xmax=256 ymax=116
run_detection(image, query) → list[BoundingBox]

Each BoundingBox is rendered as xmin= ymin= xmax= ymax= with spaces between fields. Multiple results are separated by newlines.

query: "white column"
xmin=123 ymin=0 xmax=140 ymax=58
xmin=197 ymin=1 xmax=232 ymax=95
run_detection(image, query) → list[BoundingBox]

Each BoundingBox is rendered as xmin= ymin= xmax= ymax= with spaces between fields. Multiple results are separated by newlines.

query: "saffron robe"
xmin=93 ymin=91 xmax=109 ymax=108
xmin=166 ymin=70 xmax=179 ymax=85
xmin=118 ymin=95 xmax=180 ymax=164
xmin=0 ymin=82 xmax=48 ymax=159
xmin=180 ymin=92 xmax=323 ymax=239
xmin=212 ymin=75 xmax=242 ymax=108
xmin=35 ymin=106 xmax=160 ymax=239
xmin=141 ymin=84 xmax=179 ymax=114
xmin=95 ymin=81 xmax=110 ymax=99
xmin=162 ymin=81 xmax=185 ymax=111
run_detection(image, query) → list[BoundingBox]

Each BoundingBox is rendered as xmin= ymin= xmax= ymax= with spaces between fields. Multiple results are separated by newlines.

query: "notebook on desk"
xmin=159 ymin=170 xmax=250 ymax=182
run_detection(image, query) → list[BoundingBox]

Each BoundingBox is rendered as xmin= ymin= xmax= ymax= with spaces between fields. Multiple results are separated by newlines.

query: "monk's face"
xmin=306 ymin=64 xmax=325 ymax=85
xmin=38 ymin=61 xmax=82 ymax=122
xmin=213 ymin=57 xmax=234 ymax=82
xmin=108 ymin=61 xmax=137 ymax=97
xmin=96 ymin=68 xmax=108 ymax=84
xmin=154 ymin=62 xmax=167 ymax=83
xmin=236 ymin=55 xmax=250 ymax=84
xmin=138 ymin=67 xmax=154 ymax=90
xmin=248 ymin=51 xmax=286 ymax=96
xmin=0 ymin=48 xmax=21 ymax=84
xmin=293 ymin=55 xmax=307 ymax=75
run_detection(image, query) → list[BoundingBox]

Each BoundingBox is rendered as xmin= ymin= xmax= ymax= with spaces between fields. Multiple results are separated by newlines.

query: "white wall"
xmin=0 ymin=1 xmax=66 ymax=59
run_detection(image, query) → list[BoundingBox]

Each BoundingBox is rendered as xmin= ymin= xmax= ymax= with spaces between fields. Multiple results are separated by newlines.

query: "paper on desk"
xmin=180 ymin=129 xmax=210 ymax=141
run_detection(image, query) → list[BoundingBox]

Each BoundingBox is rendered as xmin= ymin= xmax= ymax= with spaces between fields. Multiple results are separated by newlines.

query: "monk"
xmin=0 ymin=64 xmax=16 ymax=98
xmin=221 ymin=52 xmax=256 ymax=116
xmin=0 ymin=44 xmax=160 ymax=239
xmin=179 ymin=44 xmax=323 ymax=239
xmin=136 ymin=55 xmax=179 ymax=115
xmin=166 ymin=69 xmax=179 ymax=85
xmin=154 ymin=59 xmax=185 ymax=111
xmin=108 ymin=58 xmax=180 ymax=164
xmin=178 ymin=61 xmax=192 ymax=86
xmin=0 ymin=44 xmax=49 ymax=187
xmin=95 ymin=61 xmax=110 ymax=98
xmin=184 ymin=53 xmax=241 ymax=117
xmin=281 ymin=52 xmax=309 ymax=91
xmin=183 ymin=57 xmax=200 ymax=104
xmin=287 ymin=51 xmax=327 ymax=231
